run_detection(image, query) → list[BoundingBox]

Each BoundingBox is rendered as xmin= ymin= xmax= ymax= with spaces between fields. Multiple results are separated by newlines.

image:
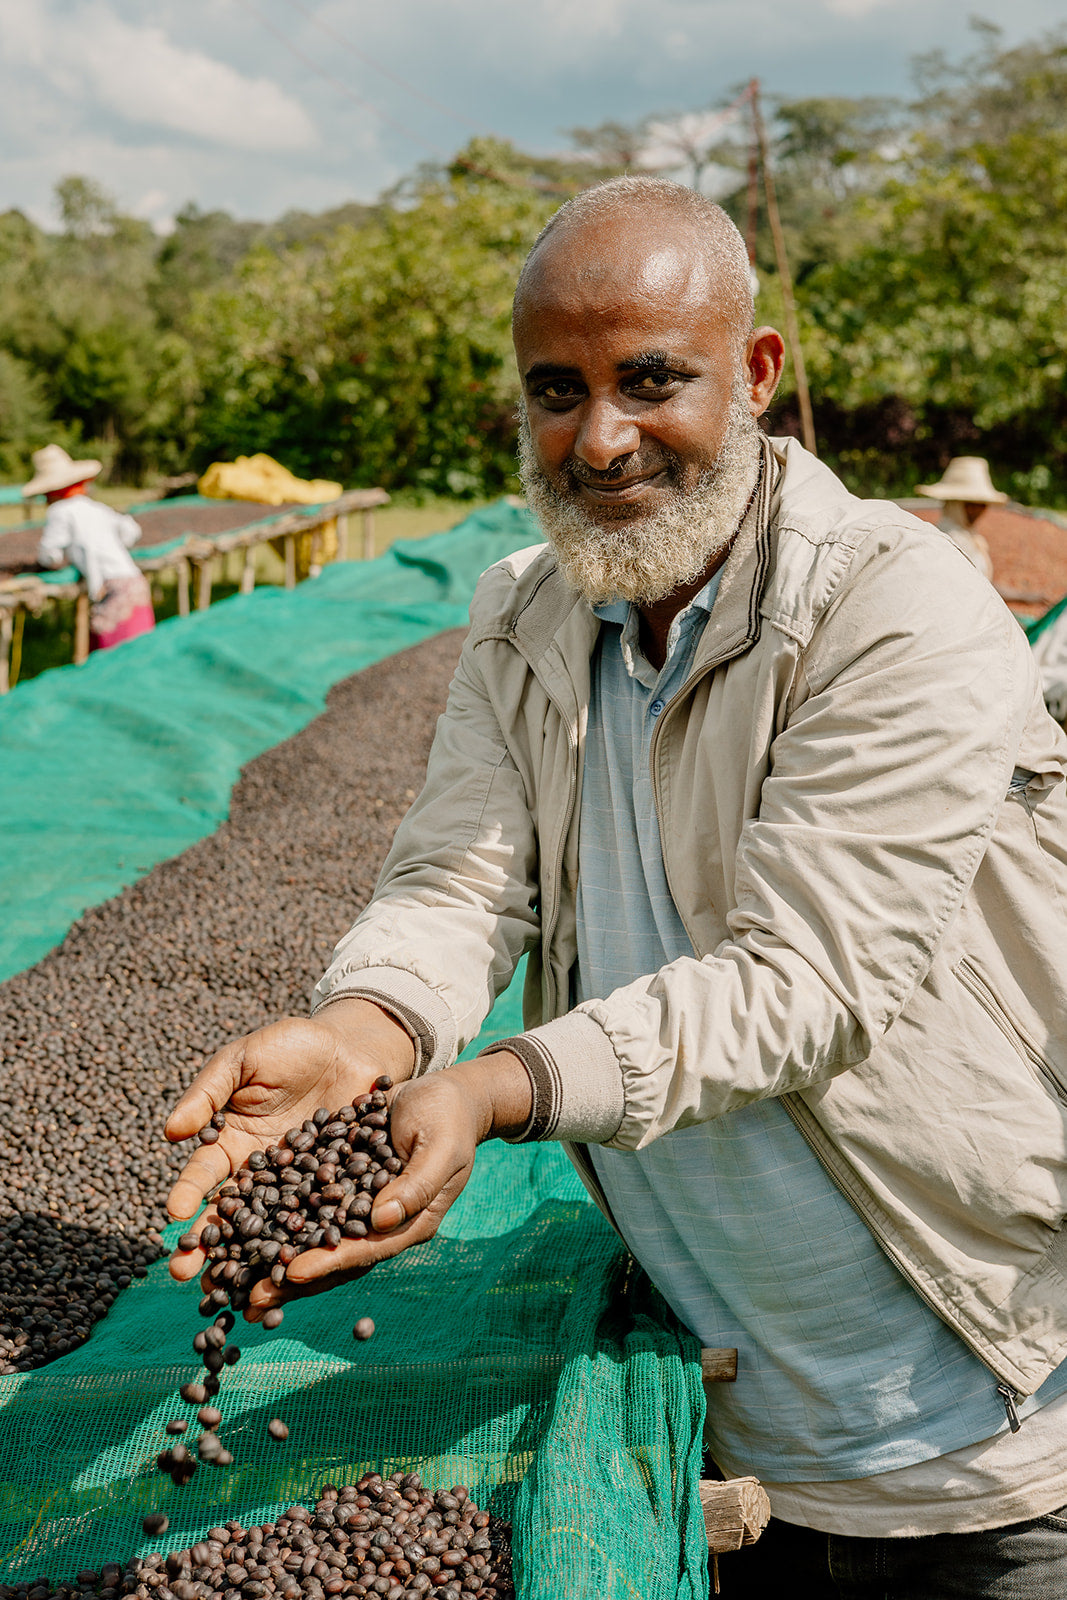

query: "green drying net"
xmin=0 ymin=986 xmax=708 ymax=1598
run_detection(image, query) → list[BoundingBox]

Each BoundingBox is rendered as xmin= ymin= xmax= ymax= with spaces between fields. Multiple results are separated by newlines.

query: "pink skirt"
xmin=90 ymin=574 xmax=155 ymax=652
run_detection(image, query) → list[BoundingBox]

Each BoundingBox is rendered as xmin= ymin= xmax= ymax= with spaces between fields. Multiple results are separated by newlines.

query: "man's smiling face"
xmin=512 ymin=209 xmax=744 ymax=526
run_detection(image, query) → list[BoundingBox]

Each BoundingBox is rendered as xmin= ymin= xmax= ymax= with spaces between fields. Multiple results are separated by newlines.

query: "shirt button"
xmin=650 ymin=699 xmax=664 ymax=717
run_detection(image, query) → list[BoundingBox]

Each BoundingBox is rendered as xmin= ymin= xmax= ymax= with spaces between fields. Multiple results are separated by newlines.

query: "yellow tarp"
xmin=197 ymin=453 xmax=342 ymax=506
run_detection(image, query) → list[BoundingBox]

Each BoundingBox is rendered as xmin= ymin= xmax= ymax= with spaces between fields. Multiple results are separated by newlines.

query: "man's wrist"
xmin=448 ymin=1053 xmax=534 ymax=1143
xmin=315 ymin=997 xmax=418 ymax=1081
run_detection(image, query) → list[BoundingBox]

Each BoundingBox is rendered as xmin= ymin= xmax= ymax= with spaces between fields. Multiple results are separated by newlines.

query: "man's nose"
xmin=573 ymin=399 xmax=640 ymax=471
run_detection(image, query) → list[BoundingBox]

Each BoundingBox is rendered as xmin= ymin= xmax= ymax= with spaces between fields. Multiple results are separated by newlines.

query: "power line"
xmin=231 ymin=0 xmax=448 ymax=156
xmin=231 ymin=0 xmax=574 ymax=194
xmin=277 ymin=0 xmax=488 ymax=136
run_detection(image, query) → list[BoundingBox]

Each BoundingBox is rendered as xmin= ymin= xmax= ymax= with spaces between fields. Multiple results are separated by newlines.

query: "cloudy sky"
xmin=1 ymin=0 xmax=1063 ymax=229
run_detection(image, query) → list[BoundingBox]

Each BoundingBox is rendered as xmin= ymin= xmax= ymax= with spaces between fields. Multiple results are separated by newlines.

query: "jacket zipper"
xmin=506 ymin=630 xmax=580 ymax=1019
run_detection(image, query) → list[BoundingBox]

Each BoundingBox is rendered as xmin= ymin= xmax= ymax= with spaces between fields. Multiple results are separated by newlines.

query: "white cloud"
xmin=0 ymin=0 xmax=316 ymax=152
xmin=822 ymin=0 xmax=893 ymax=15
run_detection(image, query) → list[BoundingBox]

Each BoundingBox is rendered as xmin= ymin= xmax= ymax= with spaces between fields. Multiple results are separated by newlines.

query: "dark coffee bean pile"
xmin=179 ymin=1088 xmax=403 ymax=1320
xmin=0 ymin=1477 xmax=514 ymax=1600
xmin=0 ymin=631 xmax=465 ymax=1373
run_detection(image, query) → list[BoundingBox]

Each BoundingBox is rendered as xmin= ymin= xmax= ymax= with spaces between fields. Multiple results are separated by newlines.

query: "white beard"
xmin=517 ymin=395 xmax=762 ymax=606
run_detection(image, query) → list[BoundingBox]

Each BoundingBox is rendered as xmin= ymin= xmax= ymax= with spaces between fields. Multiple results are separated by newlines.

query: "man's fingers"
xmin=167 ymin=1206 xmax=222 ymax=1281
xmin=368 ymin=1145 xmax=468 ymax=1234
xmin=166 ymin=1142 xmax=231 ymax=1220
xmin=164 ymin=1046 xmax=243 ymax=1144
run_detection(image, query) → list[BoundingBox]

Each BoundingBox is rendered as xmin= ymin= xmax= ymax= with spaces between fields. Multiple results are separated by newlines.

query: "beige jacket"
xmin=313 ymin=438 xmax=1067 ymax=1397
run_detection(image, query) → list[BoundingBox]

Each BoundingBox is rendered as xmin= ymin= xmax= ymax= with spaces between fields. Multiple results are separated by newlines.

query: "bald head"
xmin=514 ymin=176 xmax=755 ymax=350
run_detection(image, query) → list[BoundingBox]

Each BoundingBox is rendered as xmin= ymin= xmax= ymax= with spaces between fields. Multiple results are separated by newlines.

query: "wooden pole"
xmin=750 ymin=80 xmax=817 ymax=455
xmin=73 ymin=591 xmax=91 ymax=665
xmin=196 ymin=558 xmax=213 ymax=611
xmin=361 ymin=509 xmax=375 ymax=562
xmin=283 ymin=533 xmax=297 ymax=589
xmin=240 ymin=547 xmax=256 ymax=595
xmin=336 ymin=511 xmax=350 ymax=561
xmin=177 ymin=559 xmax=190 ymax=617
xmin=0 ymin=607 xmax=12 ymax=696
xmin=745 ymin=79 xmax=760 ymax=268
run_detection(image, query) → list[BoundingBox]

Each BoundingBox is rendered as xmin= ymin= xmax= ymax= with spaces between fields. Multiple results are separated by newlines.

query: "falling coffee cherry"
xmin=353 ymin=1317 xmax=375 ymax=1341
xmin=267 ymin=1418 xmax=289 ymax=1441
xmin=142 ymin=1510 xmax=168 ymax=1536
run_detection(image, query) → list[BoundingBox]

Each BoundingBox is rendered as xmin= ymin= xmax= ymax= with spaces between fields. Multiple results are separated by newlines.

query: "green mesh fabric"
xmin=0 ymin=502 xmax=544 ymax=984
xmin=0 ymin=979 xmax=708 ymax=1598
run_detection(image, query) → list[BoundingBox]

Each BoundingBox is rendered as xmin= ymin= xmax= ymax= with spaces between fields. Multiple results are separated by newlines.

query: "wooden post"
xmin=177 ymin=558 xmax=190 ymax=617
xmin=337 ymin=512 xmax=350 ymax=561
xmin=745 ymin=79 xmax=760 ymax=267
xmin=751 ymin=81 xmax=817 ymax=455
xmin=0 ymin=607 xmax=12 ymax=695
xmin=240 ymin=546 xmax=256 ymax=595
xmin=73 ymin=591 xmax=91 ymax=664
xmin=196 ymin=558 xmax=213 ymax=611
xmin=309 ymin=529 xmax=323 ymax=579
xmin=284 ymin=533 xmax=297 ymax=589
xmin=361 ymin=509 xmax=375 ymax=562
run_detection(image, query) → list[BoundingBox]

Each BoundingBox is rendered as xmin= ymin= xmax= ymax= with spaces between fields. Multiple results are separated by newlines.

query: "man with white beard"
xmin=167 ymin=179 xmax=1067 ymax=1598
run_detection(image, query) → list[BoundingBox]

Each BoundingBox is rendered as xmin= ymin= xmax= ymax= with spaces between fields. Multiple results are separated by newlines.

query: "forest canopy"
xmin=1 ymin=23 xmax=1064 ymax=504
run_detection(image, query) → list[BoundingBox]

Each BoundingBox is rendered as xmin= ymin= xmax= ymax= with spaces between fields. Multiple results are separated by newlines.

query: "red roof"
xmin=907 ymin=503 xmax=1067 ymax=620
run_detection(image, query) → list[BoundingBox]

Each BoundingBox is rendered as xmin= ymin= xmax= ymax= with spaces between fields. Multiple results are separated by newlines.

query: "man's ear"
xmin=746 ymin=327 xmax=785 ymax=415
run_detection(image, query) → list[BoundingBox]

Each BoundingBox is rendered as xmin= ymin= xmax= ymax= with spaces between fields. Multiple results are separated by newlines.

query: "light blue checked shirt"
xmin=577 ymin=579 xmax=1067 ymax=1482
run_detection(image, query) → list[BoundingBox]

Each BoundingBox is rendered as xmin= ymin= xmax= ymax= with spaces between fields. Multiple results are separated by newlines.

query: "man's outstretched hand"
xmin=166 ymin=1000 xmax=533 ymax=1320
xmin=165 ymin=999 xmax=417 ymax=1224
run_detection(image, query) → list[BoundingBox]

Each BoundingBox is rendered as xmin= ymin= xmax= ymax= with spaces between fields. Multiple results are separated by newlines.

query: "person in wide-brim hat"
xmin=916 ymin=455 xmax=1004 ymax=581
xmin=25 ymin=442 xmax=155 ymax=654
xmin=21 ymin=443 xmax=103 ymax=499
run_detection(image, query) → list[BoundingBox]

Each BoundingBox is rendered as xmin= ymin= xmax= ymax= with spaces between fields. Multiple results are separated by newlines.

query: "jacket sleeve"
xmin=310 ymin=592 xmax=542 ymax=1074
xmin=503 ymin=528 xmax=1039 ymax=1151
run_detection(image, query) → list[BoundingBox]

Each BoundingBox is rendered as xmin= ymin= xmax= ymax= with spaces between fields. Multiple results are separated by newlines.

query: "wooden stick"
xmin=699 ymin=1477 xmax=771 ymax=1555
xmin=196 ymin=558 xmax=213 ymax=611
xmin=0 ymin=607 xmax=12 ymax=695
xmin=700 ymin=1347 xmax=738 ymax=1384
xmin=309 ymin=529 xmax=323 ymax=579
xmin=337 ymin=511 xmax=350 ymax=561
xmin=751 ymin=81 xmax=817 ymax=454
xmin=284 ymin=533 xmax=297 ymax=589
xmin=177 ymin=559 xmax=190 ymax=617
xmin=361 ymin=509 xmax=375 ymax=562
xmin=240 ymin=547 xmax=256 ymax=595
xmin=73 ymin=591 xmax=91 ymax=665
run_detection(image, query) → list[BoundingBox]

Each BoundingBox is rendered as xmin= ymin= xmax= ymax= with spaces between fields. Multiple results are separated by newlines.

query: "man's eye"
xmin=534 ymin=381 xmax=583 ymax=406
xmin=631 ymin=371 xmax=674 ymax=391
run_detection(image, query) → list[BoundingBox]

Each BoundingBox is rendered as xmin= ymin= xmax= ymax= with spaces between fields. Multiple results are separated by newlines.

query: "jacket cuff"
xmin=311 ymin=965 xmax=457 ymax=1076
xmin=480 ymin=1010 xmax=624 ymax=1144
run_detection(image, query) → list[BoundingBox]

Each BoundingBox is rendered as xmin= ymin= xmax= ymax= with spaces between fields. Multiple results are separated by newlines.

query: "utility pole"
xmin=749 ymin=80 xmax=817 ymax=455
xmin=745 ymin=79 xmax=760 ymax=268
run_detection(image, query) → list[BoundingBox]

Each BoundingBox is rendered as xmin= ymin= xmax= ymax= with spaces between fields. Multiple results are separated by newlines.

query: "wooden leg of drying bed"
xmin=240 ymin=547 xmax=256 ymax=594
xmin=0 ymin=607 xmax=12 ymax=695
xmin=337 ymin=512 xmax=350 ymax=561
xmin=361 ymin=509 xmax=375 ymax=562
xmin=196 ymin=559 xmax=213 ymax=611
xmin=73 ymin=592 xmax=91 ymax=664
xmin=284 ymin=534 xmax=297 ymax=589
xmin=177 ymin=559 xmax=190 ymax=617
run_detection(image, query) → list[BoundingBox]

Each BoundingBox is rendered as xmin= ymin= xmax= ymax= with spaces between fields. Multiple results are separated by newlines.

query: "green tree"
xmin=188 ymin=167 xmax=556 ymax=493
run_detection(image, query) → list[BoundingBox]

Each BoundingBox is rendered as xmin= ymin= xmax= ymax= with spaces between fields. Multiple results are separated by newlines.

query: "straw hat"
xmin=22 ymin=444 xmax=103 ymax=498
xmin=916 ymin=456 xmax=1007 ymax=505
